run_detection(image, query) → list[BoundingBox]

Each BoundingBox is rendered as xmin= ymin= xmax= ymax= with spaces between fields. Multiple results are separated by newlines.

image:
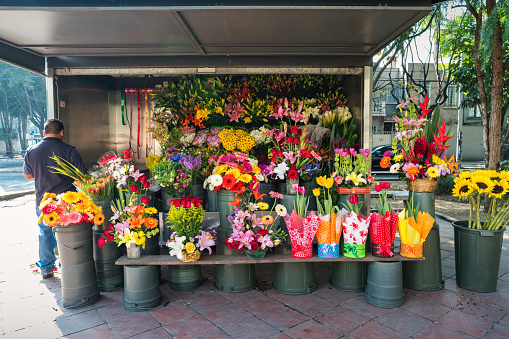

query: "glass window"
xmin=444 ymin=85 xmax=458 ymax=108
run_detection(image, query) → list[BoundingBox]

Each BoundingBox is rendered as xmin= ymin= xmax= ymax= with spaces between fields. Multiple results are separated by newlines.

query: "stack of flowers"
xmin=381 ymin=95 xmax=459 ymax=190
xmin=226 ymin=192 xmax=287 ymax=259
xmin=39 ymin=191 xmax=105 ymax=227
xmin=314 ymin=176 xmax=342 ymax=258
xmin=452 ymin=170 xmax=509 ymax=230
xmin=166 ymin=197 xmax=215 ymax=262
xmin=398 ymin=195 xmax=435 ymax=258
xmin=369 ymin=182 xmax=399 ymax=257
xmin=204 ymin=152 xmax=264 ymax=203
xmin=333 ymin=147 xmax=374 ymax=193
xmin=283 ymin=185 xmax=321 ymax=258
xmin=99 ymin=190 xmax=159 ymax=257
xmin=218 ymin=128 xmax=256 ymax=153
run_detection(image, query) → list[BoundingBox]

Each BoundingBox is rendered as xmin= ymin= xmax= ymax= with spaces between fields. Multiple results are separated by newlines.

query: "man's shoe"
xmin=42 ymin=271 xmax=54 ymax=279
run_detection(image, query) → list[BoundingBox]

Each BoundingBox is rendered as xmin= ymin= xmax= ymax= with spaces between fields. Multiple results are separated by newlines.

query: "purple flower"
xmin=181 ymin=155 xmax=202 ymax=171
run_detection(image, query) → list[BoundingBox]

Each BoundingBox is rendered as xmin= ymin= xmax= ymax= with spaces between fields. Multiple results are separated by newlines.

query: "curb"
xmin=0 ymin=190 xmax=35 ymax=201
xmin=435 ymin=211 xmax=458 ymax=223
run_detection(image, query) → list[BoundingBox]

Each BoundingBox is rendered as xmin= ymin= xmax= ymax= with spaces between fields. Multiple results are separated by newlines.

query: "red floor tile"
xmin=312 ymin=286 xmax=361 ymax=305
xmin=66 ymin=324 xmax=117 ymax=339
xmin=200 ymin=303 xmax=252 ymax=328
xmin=454 ymin=296 xmax=508 ymax=323
xmin=438 ymin=309 xmax=494 ymax=337
xmin=484 ymin=323 xmax=509 ymax=339
xmin=283 ymin=319 xmax=341 ymax=339
xmin=400 ymin=295 xmax=452 ymax=320
xmin=108 ymin=312 xmax=161 ymax=338
xmin=234 ymin=292 xmax=283 ymax=314
xmin=374 ymin=308 xmax=432 ymax=337
xmin=166 ymin=314 xmax=220 ymax=338
xmin=97 ymin=301 xmax=134 ymax=323
xmin=55 ymin=309 xmax=105 ymax=336
xmin=314 ymin=305 xmax=369 ymax=333
xmin=255 ymin=305 xmax=309 ymax=330
xmin=224 ymin=315 xmax=280 ymax=338
xmin=341 ymin=296 xmax=388 ymax=319
xmin=187 ymin=291 xmax=231 ymax=312
xmin=348 ymin=320 xmax=407 ymax=339
xmin=150 ymin=300 xmax=199 ymax=325
xmin=280 ymin=293 xmax=336 ymax=318
xmin=414 ymin=322 xmax=474 ymax=338
xmin=417 ymin=289 xmax=469 ymax=308
xmin=129 ymin=326 xmax=173 ymax=339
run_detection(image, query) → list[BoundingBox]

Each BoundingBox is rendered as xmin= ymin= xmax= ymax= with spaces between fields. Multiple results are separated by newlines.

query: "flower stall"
xmin=0 ymin=1 xmax=442 ymax=309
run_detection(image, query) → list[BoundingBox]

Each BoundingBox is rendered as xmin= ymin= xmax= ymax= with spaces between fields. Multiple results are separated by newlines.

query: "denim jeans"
xmin=36 ymin=210 xmax=57 ymax=274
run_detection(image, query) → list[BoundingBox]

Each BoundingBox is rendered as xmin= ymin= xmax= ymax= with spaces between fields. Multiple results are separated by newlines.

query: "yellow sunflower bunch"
xmin=453 ymin=170 xmax=509 ymax=199
xmin=218 ymin=128 xmax=256 ymax=153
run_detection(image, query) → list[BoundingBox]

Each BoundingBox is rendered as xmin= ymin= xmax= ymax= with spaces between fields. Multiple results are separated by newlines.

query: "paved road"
xmin=0 ymin=172 xmax=34 ymax=194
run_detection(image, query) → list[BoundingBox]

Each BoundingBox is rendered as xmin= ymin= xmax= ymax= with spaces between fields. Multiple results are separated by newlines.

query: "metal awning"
xmin=0 ymin=1 xmax=436 ymax=75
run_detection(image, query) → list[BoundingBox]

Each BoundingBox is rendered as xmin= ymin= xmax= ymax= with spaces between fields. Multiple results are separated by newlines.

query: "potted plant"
xmin=452 ymin=170 xmax=508 ymax=292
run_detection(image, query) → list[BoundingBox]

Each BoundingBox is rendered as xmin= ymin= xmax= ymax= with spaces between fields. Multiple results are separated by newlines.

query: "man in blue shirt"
xmin=23 ymin=119 xmax=85 ymax=279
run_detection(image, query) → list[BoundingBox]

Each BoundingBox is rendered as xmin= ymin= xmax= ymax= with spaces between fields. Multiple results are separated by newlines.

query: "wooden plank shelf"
xmin=116 ymin=253 xmax=424 ymax=266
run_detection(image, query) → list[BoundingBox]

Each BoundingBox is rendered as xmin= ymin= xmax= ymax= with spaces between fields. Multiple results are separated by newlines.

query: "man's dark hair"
xmin=44 ymin=119 xmax=64 ymax=135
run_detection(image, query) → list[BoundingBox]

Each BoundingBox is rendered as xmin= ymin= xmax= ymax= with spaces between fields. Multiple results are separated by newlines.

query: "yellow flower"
xmin=120 ymin=229 xmax=133 ymax=244
xmin=393 ymin=154 xmax=404 ymax=162
xmin=94 ymin=213 xmax=105 ymax=225
xmin=186 ymin=242 xmax=196 ymax=254
xmin=452 ymin=178 xmax=473 ymax=199
xmin=41 ymin=192 xmax=56 ymax=204
xmin=323 ymin=177 xmax=333 ymax=189
xmin=458 ymin=171 xmax=472 ymax=179
xmin=62 ymin=192 xmax=80 ymax=204
xmin=133 ymin=231 xmax=146 ymax=246
xmin=426 ymin=167 xmax=440 ymax=179
xmin=43 ymin=212 xmax=60 ymax=227
xmin=214 ymin=106 xmax=223 ymax=115
xmin=145 ymin=207 xmax=157 ymax=215
xmin=243 ymin=117 xmax=252 ymax=124
xmin=77 ymin=192 xmax=90 ymax=202
xmin=195 ymin=108 xmax=210 ymax=120
xmin=252 ymin=165 xmax=261 ymax=174
xmin=257 ymin=202 xmax=269 ymax=210
xmin=432 ymin=154 xmax=446 ymax=166
xmin=470 ymin=175 xmax=493 ymax=194
xmin=316 ymin=175 xmax=326 ymax=187
xmin=239 ymin=174 xmax=252 ymax=183
xmin=489 ymin=180 xmax=509 ymax=199
xmin=75 ymin=202 xmax=90 ymax=213
xmin=226 ymin=168 xmax=241 ymax=179
xmin=313 ymin=188 xmax=321 ymax=197
xmin=345 ymin=172 xmax=367 ymax=186
xmin=214 ymin=165 xmax=228 ymax=175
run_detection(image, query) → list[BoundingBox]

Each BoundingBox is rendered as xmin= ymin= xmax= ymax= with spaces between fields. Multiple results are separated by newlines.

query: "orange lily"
xmin=228 ymin=197 xmax=243 ymax=209
xmin=129 ymin=214 xmax=144 ymax=228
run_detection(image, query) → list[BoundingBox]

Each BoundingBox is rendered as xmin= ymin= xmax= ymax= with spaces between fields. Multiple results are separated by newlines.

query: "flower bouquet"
xmin=369 ymin=182 xmax=399 ymax=257
xmin=283 ymin=185 xmax=321 ymax=258
xmin=314 ymin=176 xmax=343 ymax=258
xmin=341 ymin=209 xmax=371 ymax=259
xmin=39 ymin=191 xmax=105 ymax=227
xmin=225 ymin=192 xmax=287 ymax=259
xmin=398 ymin=194 xmax=435 ymax=258
xmin=166 ymin=197 xmax=215 ymax=262
xmin=452 ymin=170 xmax=509 ymax=230
xmin=333 ymin=147 xmax=374 ymax=194
xmin=101 ymin=190 xmax=159 ymax=258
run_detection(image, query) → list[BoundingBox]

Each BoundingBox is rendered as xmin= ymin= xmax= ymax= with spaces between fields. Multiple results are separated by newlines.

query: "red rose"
xmin=286 ymin=137 xmax=293 ymax=143
xmin=349 ymin=194 xmax=359 ymax=205
xmin=293 ymin=137 xmax=299 ymax=144
xmin=141 ymin=196 xmax=151 ymax=205
xmin=300 ymin=149 xmax=311 ymax=158
xmin=109 ymin=224 xmax=114 ymax=231
xmin=290 ymin=126 xmax=299 ymax=135
xmin=257 ymin=229 xmax=269 ymax=236
xmin=103 ymin=229 xmax=110 ymax=236
xmin=140 ymin=175 xmax=147 ymax=182
xmin=271 ymin=148 xmax=277 ymax=155
xmin=106 ymin=234 xmax=114 ymax=242
xmin=277 ymin=151 xmax=283 ymax=157
xmin=250 ymin=242 xmax=259 ymax=251
xmin=288 ymin=169 xmax=298 ymax=179
xmin=290 ymin=164 xmax=297 ymax=170
xmin=98 ymin=238 xmax=105 ymax=248
xmin=131 ymin=185 xmax=138 ymax=193
xmin=142 ymin=182 xmax=150 ymax=189
xmin=183 ymin=200 xmax=192 ymax=208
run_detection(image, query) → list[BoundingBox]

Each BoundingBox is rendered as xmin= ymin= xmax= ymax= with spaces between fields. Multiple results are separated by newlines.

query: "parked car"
xmin=371 ymin=145 xmax=396 ymax=171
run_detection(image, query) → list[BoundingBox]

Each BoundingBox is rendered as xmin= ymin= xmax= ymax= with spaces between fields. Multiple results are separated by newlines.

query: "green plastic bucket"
xmin=93 ymin=231 xmax=123 ymax=291
xmin=54 ymin=222 xmax=94 ymax=266
xmin=214 ymin=228 xmax=256 ymax=293
xmin=207 ymin=187 xmax=219 ymax=212
xmin=93 ymin=200 xmax=113 ymax=232
xmin=218 ymin=189 xmax=236 ymax=230
xmin=365 ymin=261 xmax=404 ymax=308
xmin=168 ymin=265 xmax=202 ymax=291
xmin=60 ymin=259 xmax=101 ymax=308
xmin=124 ymin=265 xmax=161 ymax=312
xmin=273 ymin=262 xmax=317 ymax=295
xmin=302 ymin=182 xmax=318 ymax=211
xmin=331 ymin=240 xmax=368 ymax=293
xmin=194 ymin=180 xmax=207 ymax=205
xmin=140 ymin=235 xmax=161 ymax=281
xmin=258 ymin=181 xmax=277 ymax=207
xmin=403 ymin=226 xmax=443 ymax=291
xmin=452 ymin=221 xmax=505 ymax=292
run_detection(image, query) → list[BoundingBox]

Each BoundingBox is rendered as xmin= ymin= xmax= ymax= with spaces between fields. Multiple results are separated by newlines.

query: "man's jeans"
xmin=36 ymin=210 xmax=56 ymax=274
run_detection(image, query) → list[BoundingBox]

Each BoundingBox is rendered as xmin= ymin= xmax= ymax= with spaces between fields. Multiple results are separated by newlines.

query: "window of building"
xmin=444 ymin=85 xmax=458 ymax=108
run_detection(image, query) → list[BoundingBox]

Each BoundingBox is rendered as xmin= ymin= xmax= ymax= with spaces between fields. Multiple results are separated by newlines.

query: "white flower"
xmin=273 ymin=163 xmax=289 ymax=180
xmin=209 ymin=174 xmax=223 ymax=187
xmin=255 ymin=174 xmax=265 ymax=182
xmin=167 ymin=236 xmax=186 ymax=259
xmin=389 ymin=163 xmax=401 ymax=174
xmin=275 ymin=204 xmax=287 ymax=217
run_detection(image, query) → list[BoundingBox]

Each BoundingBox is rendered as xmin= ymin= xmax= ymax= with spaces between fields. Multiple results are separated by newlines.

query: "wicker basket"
xmin=336 ymin=186 xmax=370 ymax=194
xmin=407 ymin=179 xmax=437 ymax=193
xmin=180 ymin=251 xmax=201 ymax=262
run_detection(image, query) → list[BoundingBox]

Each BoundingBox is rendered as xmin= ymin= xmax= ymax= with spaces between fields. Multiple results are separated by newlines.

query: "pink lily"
xmin=283 ymin=151 xmax=298 ymax=164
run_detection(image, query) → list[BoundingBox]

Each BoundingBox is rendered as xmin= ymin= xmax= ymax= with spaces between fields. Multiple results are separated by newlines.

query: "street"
xmin=0 ymin=157 xmax=34 ymax=195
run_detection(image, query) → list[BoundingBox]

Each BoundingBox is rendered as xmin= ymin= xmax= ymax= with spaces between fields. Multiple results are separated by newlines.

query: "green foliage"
xmin=436 ymin=174 xmax=456 ymax=195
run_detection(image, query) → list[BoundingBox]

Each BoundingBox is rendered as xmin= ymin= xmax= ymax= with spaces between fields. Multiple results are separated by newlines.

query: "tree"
xmin=443 ymin=1 xmax=509 ymax=170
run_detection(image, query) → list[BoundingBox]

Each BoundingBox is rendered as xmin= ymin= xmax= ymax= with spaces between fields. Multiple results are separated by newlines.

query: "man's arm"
xmin=24 ymin=173 xmax=34 ymax=179
xmin=23 ymin=152 xmax=34 ymax=180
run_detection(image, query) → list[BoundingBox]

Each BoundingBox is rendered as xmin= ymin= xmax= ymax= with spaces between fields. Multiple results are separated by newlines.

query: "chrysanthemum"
xmin=452 ymin=178 xmax=473 ymax=199
xmin=75 ymin=202 xmax=90 ymax=213
xmin=489 ymin=180 xmax=509 ymax=199
xmin=393 ymin=154 xmax=404 ymax=162
xmin=269 ymin=191 xmax=284 ymax=199
xmin=275 ymin=204 xmax=287 ymax=217
xmin=470 ymin=175 xmax=493 ymax=194
xmin=145 ymin=207 xmax=158 ymax=215
xmin=380 ymin=156 xmax=391 ymax=169
xmin=77 ymin=192 xmax=90 ymax=202
xmin=214 ymin=165 xmax=227 ymax=175
xmin=209 ymin=174 xmax=223 ymax=187
xmin=62 ymin=192 xmax=80 ymax=204
xmin=68 ymin=211 xmax=82 ymax=224
xmin=389 ymin=163 xmax=401 ymax=174
xmin=226 ymin=168 xmax=241 ymax=179
xmin=43 ymin=212 xmax=60 ymax=227
xmin=133 ymin=231 xmax=146 ymax=246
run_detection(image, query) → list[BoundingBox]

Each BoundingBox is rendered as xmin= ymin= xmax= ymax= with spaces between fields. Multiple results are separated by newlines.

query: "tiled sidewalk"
xmin=1 ymin=195 xmax=509 ymax=338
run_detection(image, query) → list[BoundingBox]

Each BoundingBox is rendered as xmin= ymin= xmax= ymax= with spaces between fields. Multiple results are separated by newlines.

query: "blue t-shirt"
xmin=23 ymin=137 xmax=85 ymax=209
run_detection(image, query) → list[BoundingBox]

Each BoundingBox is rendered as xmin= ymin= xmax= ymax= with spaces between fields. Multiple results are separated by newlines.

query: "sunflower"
xmin=261 ymin=215 xmax=274 ymax=226
xmin=257 ymin=202 xmax=269 ymax=210
xmin=470 ymin=175 xmax=493 ymax=194
xmin=185 ymin=242 xmax=196 ymax=254
xmin=94 ymin=213 xmax=105 ymax=225
xmin=452 ymin=178 xmax=474 ymax=199
xmin=489 ymin=180 xmax=509 ymax=199
xmin=62 ymin=191 xmax=80 ymax=204
xmin=380 ymin=156 xmax=391 ymax=169
xmin=144 ymin=217 xmax=159 ymax=229
xmin=43 ymin=212 xmax=60 ymax=227
xmin=458 ymin=171 xmax=472 ymax=179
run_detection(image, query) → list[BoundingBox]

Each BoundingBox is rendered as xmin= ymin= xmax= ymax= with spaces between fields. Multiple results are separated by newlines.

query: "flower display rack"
xmin=116 ymin=253 xmax=424 ymax=266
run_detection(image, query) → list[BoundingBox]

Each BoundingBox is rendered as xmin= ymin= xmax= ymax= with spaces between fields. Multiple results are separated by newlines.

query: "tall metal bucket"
xmin=218 ymin=189 xmax=236 ymax=229
xmin=124 ymin=265 xmax=161 ymax=312
xmin=93 ymin=231 xmax=123 ymax=291
xmin=365 ymin=261 xmax=404 ymax=308
xmin=207 ymin=187 xmax=219 ymax=212
xmin=93 ymin=200 xmax=113 ymax=233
